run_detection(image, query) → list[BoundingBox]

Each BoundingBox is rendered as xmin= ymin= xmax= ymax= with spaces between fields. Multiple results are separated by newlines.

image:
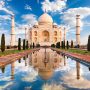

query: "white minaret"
xmin=59 ymin=27 xmax=62 ymax=43
xmin=64 ymin=27 xmax=66 ymax=44
xmin=10 ymin=15 xmax=15 ymax=46
xmin=76 ymin=15 xmax=80 ymax=46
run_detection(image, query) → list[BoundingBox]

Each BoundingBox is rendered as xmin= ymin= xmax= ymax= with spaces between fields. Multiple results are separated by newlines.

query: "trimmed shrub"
xmin=23 ymin=39 xmax=25 ymax=50
xmin=18 ymin=38 xmax=21 ymax=50
xmin=26 ymin=40 xmax=28 ymax=49
xmin=56 ymin=42 xmax=60 ymax=48
xmin=87 ymin=35 xmax=90 ymax=51
xmin=1 ymin=34 xmax=5 ymax=52
xmin=36 ymin=44 xmax=40 ymax=48
xmin=63 ymin=41 xmax=65 ymax=49
xmin=33 ymin=42 xmax=35 ymax=48
xmin=66 ymin=40 xmax=69 ymax=49
xmin=51 ymin=44 xmax=55 ymax=48
xmin=71 ymin=40 xmax=74 ymax=48
xmin=30 ymin=44 xmax=32 ymax=48
xmin=61 ymin=41 xmax=64 ymax=49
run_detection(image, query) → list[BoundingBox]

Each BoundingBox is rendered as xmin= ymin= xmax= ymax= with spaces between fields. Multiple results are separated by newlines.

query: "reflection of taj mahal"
xmin=29 ymin=13 xmax=62 ymax=46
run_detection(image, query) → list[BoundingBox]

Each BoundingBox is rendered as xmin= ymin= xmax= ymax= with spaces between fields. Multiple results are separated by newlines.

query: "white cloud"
xmin=25 ymin=4 xmax=32 ymax=11
xmin=0 ymin=15 xmax=10 ymax=20
xmin=0 ymin=0 xmax=14 ymax=15
xmin=21 ymin=14 xmax=37 ymax=26
xmin=41 ymin=0 xmax=67 ymax=13
xmin=62 ymin=7 xmax=90 ymax=30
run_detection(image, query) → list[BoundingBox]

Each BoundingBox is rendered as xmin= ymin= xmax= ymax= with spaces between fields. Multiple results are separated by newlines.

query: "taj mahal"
xmin=10 ymin=12 xmax=81 ymax=47
xmin=28 ymin=12 xmax=62 ymax=46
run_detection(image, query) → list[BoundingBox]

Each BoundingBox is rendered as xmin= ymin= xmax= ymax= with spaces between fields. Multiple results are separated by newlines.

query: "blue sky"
xmin=0 ymin=0 xmax=90 ymax=45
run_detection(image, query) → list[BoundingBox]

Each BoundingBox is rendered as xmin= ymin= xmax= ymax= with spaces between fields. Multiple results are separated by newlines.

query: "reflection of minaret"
xmin=11 ymin=62 xmax=15 ymax=80
xmin=76 ymin=62 xmax=80 ymax=80
xmin=25 ymin=57 xmax=27 ymax=66
xmin=64 ymin=56 xmax=66 ymax=66
xmin=76 ymin=15 xmax=80 ymax=46
xmin=10 ymin=15 xmax=15 ymax=46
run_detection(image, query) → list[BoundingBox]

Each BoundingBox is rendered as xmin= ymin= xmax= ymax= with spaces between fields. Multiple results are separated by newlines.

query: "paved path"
xmin=52 ymin=48 xmax=90 ymax=63
xmin=0 ymin=48 xmax=39 ymax=67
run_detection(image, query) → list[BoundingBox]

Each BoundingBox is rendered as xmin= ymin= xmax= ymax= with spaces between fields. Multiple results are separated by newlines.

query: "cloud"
xmin=62 ymin=7 xmax=90 ymax=30
xmin=0 ymin=15 xmax=10 ymax=20
xmin=41 ymin=0 xmax=67 ymax=13
xmin=0 ymin=0 xmax=14 ymax=15
xmin=21 ymin=14 xmax=37 ymax=26
xmin=25 ymin=4 xmax=32 ymax=11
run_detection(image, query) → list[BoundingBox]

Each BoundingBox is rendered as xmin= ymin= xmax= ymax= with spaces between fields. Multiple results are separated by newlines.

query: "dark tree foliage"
xmin=26 ymin=40 xmax=29 ymax=49
xmin=23 ymin=39 xmax=25 ymax=50
xmin=1 ymin=67 xmax=5 ymax=73
xmin=61 ymin=41 xmax=64 ymax=49
xmin=36 ymin=44 xmax=40 ymax=48
xmin=63 ymin=41 xmax=65 ymax=49
xmin=18 ymin=38 xmax=21 ymax=50
xmin=33 ymin=42 xmax=35 ymax=48
xmin=1 ymin=34 xmax=5 ymax=52
xmin=71 ymin=40 xmax=74 ymax=48
xmin=30 ymin=44 xmax=32 ymax=48
xmin=66 ymin=40 xmax=69 ymax=49
xmin=51 ymin=44 xmax=55 ymax=48
xmin=56 ymin=42 xmax=60 ymax=48
xmin=87 ymin=35 xmax=90 ymax=51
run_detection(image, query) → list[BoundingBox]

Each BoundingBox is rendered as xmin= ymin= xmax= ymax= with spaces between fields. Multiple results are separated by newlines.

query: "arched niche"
xmin=34 ymin=37 xmax=37 ymax=42
xmin=54 ymin=31 xmax=57 ymax=36
xmin=54 ymin=37 xmax=57 ymax=42
xmin=42 ymin=31 xmax=49 ymax=42
xmin=34 ymin=31 xmax=37 ymax=36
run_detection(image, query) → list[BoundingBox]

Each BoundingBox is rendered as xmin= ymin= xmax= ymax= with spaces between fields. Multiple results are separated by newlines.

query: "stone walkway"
xmin=0 ymin=48 xmax=39 ymax=67
xmin=52 ymin=48 xmax=90 ymax=63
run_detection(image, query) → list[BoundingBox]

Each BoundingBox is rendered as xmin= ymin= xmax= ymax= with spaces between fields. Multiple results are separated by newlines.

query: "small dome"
xmin=35 ymin=22 xmax=38 ymax=26
xmin=38 ymin=13 xmax=53 ymax=24
xmin=53 ymin=23 xmax=57 ymax=26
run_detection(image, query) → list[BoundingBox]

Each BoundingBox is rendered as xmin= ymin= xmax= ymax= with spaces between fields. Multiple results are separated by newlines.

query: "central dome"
xmin=38 ymin=13 xmax=53 ymax=24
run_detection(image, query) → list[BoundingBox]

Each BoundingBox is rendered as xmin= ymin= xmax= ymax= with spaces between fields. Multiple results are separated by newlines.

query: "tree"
xmin=63 ymin=41 xmax=65 ymax=49
xmin=33 ymin=42 xmax=35 ymax=48
xmin=18 ymin=38 xmax=21 ymax=50
xmin=26 ymin=40 xmax=28 ymax=49
xmin=51 ymin=44 xmax=55 ymax=48
xmin=61 ymin=41 xmax=64 ymax=49
xmin=66 ymin=40 xmax=69 ymax=49
xmin=30 ymin=44 xmax=32 ymax=48
xmin=56 ymin=42 xmax=60 ymax=48
xmin=36 ymin=44 xmax=40 ymax=48
xmin=1 ymin=34 xmax=5 ymax=52
xmin=23 ymin=39 xmax=25 ymax=50
xmin=87 ymin=35 xmax=90 ymax=51
xmin=71 ymin=40 xmax=74 ymax=48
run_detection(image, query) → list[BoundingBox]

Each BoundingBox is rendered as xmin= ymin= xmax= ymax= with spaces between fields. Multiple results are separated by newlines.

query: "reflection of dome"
xmin=38 ymin=68 xmax=53 ymax=80
xmin=38 ymin=13 xmax=53 ymax=24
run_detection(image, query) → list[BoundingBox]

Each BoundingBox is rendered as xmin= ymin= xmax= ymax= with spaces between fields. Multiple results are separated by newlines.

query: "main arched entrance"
xmin=42 ymin=31 xmax=49 ymax=42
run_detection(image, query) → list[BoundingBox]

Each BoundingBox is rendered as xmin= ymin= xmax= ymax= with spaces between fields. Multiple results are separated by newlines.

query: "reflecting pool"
xmin=0 ymin=48 xmax=90 ymax=90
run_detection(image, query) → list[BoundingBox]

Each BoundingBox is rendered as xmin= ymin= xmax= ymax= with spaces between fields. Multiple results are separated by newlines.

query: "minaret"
xmin=76 ymin=15 xmax=80 ymax=46
xmin=10 ymin=15 xmax=15 ymax=46
xmin=60 ymin=27 xmax=62 ymax=44
xmin=64 ymin=27 xmax=66 ymax=45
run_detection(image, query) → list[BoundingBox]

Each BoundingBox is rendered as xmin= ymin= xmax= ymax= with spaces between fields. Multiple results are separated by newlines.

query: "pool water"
xmin=0 ymin=48 xmax=90 ymax=90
